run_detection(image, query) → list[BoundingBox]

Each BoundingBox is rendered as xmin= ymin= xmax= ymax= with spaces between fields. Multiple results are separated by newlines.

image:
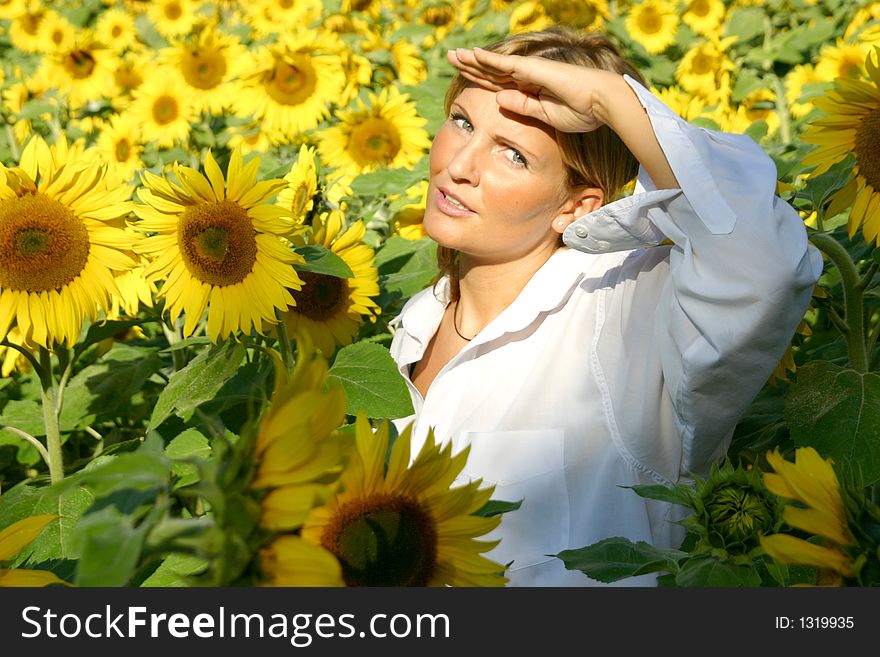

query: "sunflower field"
xmin=0 ymin=0 xmax=879 ymax=589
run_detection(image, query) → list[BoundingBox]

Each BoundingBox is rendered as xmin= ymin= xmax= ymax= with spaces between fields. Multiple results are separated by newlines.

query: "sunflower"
xmin=759 ymin=448 xmax=855 ymax=581
xmin=682 ymin=0 xmax=725 ymax=38
xmin=302 ymin=413 xmax=508 ymax=586
xmin=785 ymin=63 xmax=826 ymax=119
xmin=108 ymin=261 xmax=157 ymax=320
xmin=243 ymin=0 xmax=324 ymax=39
xmin=654 ymin=85 xmax=707 ymax=121
xmin=125 ymin=74 xmax=196 ymax=148
xmin=225 ymin=123 xmax=273 ymax=156
xmin=0 ymin=135 xmax=136 ymax=349
xmin=235 ymin=31 xmax=346 ymax=143
xmin=338 ymin=50 xmax=373 ymax=107
xmin=41 ymin=32 xmax=117 ymax=111
xmin=541 ymin=0 xmax=609 ymax=32
xmin=0 ymin=515 xmax=69 ymax=587
xmin=391 ymin=40 xmax=428 ymax=87
xmin=392 ymin=180 xmax=429 ymax=240
xmin=801 ymin=48 xmax=880 ymax=244
xmin=148 ymin=0 xmax=198 ymax=39
xmin=509 ymin=0 xmax=553 ymax=33
xmin=0 ymin=327 xmax=33 ymax=377
xmin=0 ymin=0 xmax=26 ymax=20
xmin=318 ymin=85 xmax=430 ymax=182
xmin=815 ymin=40 xmax=872 ymax=82
xmin=157 ymin=27 xmax=247 ymax=116
xmin=282 ymin=210 xmax=380 ymax=356
xmin=8 ymin=5 xmax=47 ymax=54
xmin=95 ymin=7 xmax=139 ymax=53
xmin=252 ymin=344 xmax=349 ymax=586
xmin=111 ymin=51 xmax=151 ymax=102
xmin=419 ymin=2 xmax=464 ymax=48
xmin=738 ymin=87 xmax=780 ymax=136
xmin=36 ymin=10 xmax=75 ymax=53
xmin=276 ymin=144 xmax=319 ymax=227
xmin=92 ymin=114 xmax=146 ymax=182
xmin=625 ymin=0 xmax=679 ymax=55
xmin=845 ymin=5 xmax=880 ymax=43
xmin=675 ymin=36 xmax=736 ymax=103
xmin=132 ymin=148 xmax=305 ymax=342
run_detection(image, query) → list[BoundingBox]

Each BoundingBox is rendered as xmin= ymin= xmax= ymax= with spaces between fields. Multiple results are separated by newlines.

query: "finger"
xmin=448 ymin=50 xmax=513 ymax=84
xmin=455 ymin=68 xmax=509 ymax=93
xmin=470 ymin=47 xmax=521 ymax=75
xmin=494 ymin=89 xmax=551 ymax=124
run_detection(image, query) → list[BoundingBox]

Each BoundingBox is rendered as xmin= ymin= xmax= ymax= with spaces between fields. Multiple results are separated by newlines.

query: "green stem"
xmin=769 ymin=74 xmax=792 ymax=147
xmin=809 ymin=233 xmax=869 ymax=372
xmin=4 ymin=123 xmax=20 ymax=161
xmin=274 ymin=311 xmax=294 ymax=372
xmin=0 ymin=340 xmax=43 ymax=375
xmin=161 ymin=319 xmax=187 ymax=371
xmin=38 ymin=348 xmax=64 ymax=484
xmin=1 ymin=426 xmax=51 ymax=469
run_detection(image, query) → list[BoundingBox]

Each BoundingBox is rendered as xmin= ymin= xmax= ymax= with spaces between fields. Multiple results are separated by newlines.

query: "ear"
xmin=552 ymin=187 xmax=604 ymax=234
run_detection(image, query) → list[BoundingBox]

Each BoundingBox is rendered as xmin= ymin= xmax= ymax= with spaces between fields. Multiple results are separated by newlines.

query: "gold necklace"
xmin=452 ymin=301 xmax=473 ymax=341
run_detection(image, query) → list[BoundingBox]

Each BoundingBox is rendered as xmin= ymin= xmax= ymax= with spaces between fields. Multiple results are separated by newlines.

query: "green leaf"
xmin=70 ymin=506 xmax=149 ymax=586
xmin=381 ymin=239 xmax=438 ymax=299
xmin=60 ymin=344 xmax=164 ymax=431
xmin=731 ymin=70 xmax=764 ymax=104
xmin=149 ymin=341 xmax=247 ymax=429
xmin=328 ymin=342 xmax=414 ymax=419
xmin=555 ymin=537 xmax=687 ymax=583
xmin=674 ymin=555 xmax=762 ymax=587
xmin=724 ymin=7 xmax=766 ymax=43
xmin=350 ymin=163 xmax=429 ymax=198
xmin=473 ymin=499 xmax=523 ymax=518
xmin=165 ymin=428 xmax=211 ymax=489
xmin=159 ymin=336 xmax=212 ymax=353
xmin=784 ymin=361 xmax=880 ymax=485
xmin=798 ymin=155 xmax=855 ymax=212
xmin=64 ymin=451 xmax=171 ymax=497
xmin=627 ymin=483 xmax=694 ymax=508
xmin=16 ymin=486 xmax=95 ymax=564
xmin=74 ymin=319 xmax=150 ymax=356
xmin=375 ymin=236 xmax=433 ymax=271
xmin=0 ymin=399 xmax=46 ymax=437
xmin=139 ymin=553 xmax=209 ymax=587
xmin=294 ymin=244 xmax=355 ymax=278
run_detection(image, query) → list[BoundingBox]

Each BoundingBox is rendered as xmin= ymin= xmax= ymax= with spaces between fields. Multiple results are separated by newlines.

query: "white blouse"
xmin=388 ymin=76 xmax=824 ymax=586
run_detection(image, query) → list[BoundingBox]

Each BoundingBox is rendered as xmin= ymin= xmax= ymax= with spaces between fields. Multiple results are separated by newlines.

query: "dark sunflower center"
xmin=690 ymin=0 xmax=710 ymax=17
xmin=348 ymin=117 xmax=401 ymax=167
xmin=639 ymin=9 xmax=662 ymax=34
xmin=182 ymin=48 xmax=227 ymax=89
xmin=855 ymin=107 xmax=880 ymax=190
xmin=111 ymin=25 xmax=123 ymax=38
xmin=23 ymin=12 xmax=43 ymax=35
xmin=165 ymin=2 xmax=183 ymax=20
xmin=152 ymin=95 xmax=179 ymax=124
xmin=421 ymin=6 xmax=454 ymax=27
xmin=692 ymin=52 xmax=712 ymax=75
xmin=51 ymin=29 xmax=64 ymax=45
xmin=266 ymin=55 xmax=317 ymax=106
xmin=114 ymin=138 xmax=131 ymax=162
xmin=352 ymin=0 xmax=373 ymax=11
xmin=291 ymin=270 xmax=347 ymax=321
xmin=279 ymin=0 xmax=294 ymax=8
xmin=64 ymin=50 xmax=96 ymax=79
xmin=0 ymin=193 xmax=90 ymax=292
xmin=178 ymin=200 xmax=257 ymax=286
xmin=114 ymin=67 xmax=143 ymax=93
xmin=322 ymin=494 xmax=438 ymax=587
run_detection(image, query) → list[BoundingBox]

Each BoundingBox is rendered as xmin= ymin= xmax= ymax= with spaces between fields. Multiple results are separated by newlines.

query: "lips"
xmin=435 ymin=186 xmax=474 ymax=216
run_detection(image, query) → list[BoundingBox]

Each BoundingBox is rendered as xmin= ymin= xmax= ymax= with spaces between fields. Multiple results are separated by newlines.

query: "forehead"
xmin=452 ymin=84 xmax=559 ymax=147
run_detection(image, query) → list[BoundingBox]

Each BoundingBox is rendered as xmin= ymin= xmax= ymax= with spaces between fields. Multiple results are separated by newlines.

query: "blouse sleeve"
xmin=563 ymin=76 xmax=824 ymax=478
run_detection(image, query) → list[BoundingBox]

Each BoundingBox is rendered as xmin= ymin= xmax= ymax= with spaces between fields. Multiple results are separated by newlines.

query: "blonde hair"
xmin=436 ymin=26 xmax=645 ymax=301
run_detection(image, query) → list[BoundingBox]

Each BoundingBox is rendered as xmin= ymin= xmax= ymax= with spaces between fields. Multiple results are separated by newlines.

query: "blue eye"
xmin=506 ymin=149 xmax=528 ymax=167
xmin=450 ymin=112 xmax=472 ymax=131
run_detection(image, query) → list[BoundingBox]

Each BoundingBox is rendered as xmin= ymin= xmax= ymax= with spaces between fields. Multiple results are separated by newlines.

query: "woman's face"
xmin=423 ymin=85 xmax=578 ymax=264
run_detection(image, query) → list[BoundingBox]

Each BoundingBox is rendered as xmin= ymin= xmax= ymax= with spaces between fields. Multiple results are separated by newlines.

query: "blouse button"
xmin=574 ymin=225 xmax=588 ymax=238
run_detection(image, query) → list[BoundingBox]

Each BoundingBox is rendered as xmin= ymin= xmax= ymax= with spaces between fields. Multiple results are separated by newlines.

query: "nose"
xmin=445 ymin=137 xmax=480 ymax=186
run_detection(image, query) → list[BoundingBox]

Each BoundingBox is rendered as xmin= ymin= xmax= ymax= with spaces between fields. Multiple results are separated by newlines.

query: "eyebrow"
xmin=450 ymin=101 xmax=541 ymax=163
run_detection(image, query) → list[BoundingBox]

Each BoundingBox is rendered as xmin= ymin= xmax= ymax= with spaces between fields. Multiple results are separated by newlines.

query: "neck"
xmin=454 ymin=244 xmax=558 ymax=336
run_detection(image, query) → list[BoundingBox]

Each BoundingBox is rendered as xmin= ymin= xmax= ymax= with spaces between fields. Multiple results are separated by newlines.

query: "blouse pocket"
xmin=460 ymin=429 xmax=569 ymax=573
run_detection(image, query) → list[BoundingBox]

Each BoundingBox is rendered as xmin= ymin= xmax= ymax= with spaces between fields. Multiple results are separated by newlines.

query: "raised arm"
xmin=447 ymin=47 xmax=679 ymax=190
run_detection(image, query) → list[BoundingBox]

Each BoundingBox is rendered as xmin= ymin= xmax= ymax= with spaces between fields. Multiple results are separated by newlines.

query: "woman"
xmin=388 ymin=27 xmax=823 ymax=586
